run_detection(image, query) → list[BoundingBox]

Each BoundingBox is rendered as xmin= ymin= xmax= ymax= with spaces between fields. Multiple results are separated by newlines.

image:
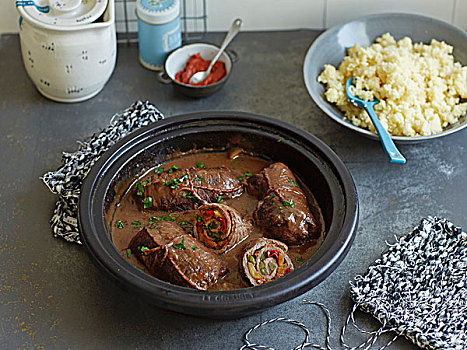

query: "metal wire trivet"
xmin=115 ymin=0 xmax=207 ymax=44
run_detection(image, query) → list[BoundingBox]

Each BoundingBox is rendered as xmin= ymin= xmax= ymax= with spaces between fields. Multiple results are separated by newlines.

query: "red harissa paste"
xmin=175 ymin=53 xmax=227 ymax=86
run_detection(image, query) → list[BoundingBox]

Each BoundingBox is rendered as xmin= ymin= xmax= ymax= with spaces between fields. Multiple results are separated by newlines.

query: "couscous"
xmin=318 ymin=33 xmax=467 ymax=137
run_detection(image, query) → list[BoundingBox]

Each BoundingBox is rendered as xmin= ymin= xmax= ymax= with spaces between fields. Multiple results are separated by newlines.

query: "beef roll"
xmin=128 ymin=221 xmax=228 ymax=290
xmin=135 ymin=166 xmax=243 ymax=211
xmin=242 ymin=238 xmax=294 ymax=286
xmin=195 ymin=203 xmax=251 ymax=253
xmin=247 ymin=162 xmax=317 ymax=245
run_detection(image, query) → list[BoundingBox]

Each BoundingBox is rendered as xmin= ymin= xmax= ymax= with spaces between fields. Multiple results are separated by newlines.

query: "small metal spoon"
xmin=189 ymin=18 xmax=242 ymax=85
xmin=345 ymin=78 xmax=406 ymax=164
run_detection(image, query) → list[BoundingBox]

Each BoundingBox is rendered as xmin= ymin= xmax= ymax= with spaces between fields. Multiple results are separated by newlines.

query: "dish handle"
xmin=226 ymin=49 xmax=239 ymax=63
xmin=157 ymin=71 xmax=173 ymax=85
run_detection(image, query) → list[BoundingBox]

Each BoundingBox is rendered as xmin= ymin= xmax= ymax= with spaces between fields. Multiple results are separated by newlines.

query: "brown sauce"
xmin=110 ymin=151 xmax=325 ymax=290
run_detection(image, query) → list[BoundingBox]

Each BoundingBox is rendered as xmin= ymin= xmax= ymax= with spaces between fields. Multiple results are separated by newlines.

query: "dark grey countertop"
xmin=0 ymin=31 xmax=465 ymax=349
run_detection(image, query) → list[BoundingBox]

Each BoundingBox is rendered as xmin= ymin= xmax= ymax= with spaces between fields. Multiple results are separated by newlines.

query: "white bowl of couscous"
xmin=304 ymin=13 xmax=467 ymax=143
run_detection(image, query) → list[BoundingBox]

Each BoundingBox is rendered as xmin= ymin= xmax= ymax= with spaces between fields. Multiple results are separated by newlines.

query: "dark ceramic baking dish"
xmin=79 ymin=111 xmax=359 ymax=319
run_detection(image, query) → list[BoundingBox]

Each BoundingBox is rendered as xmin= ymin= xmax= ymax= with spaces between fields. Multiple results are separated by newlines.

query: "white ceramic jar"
xmin=17 ymin=0 xmax=117 ymax=103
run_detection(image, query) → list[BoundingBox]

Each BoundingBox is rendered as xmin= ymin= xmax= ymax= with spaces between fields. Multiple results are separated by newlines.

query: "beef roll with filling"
xmin=195 ymin=203 xmax=251 ymax=253
xmin=135 ymin=166 xmax=243 ymax=211
xmin=247 ymin=162 xmax=318 ymax=245
xmin=128 ymin=221 xmax=228 ymax=290
xmin=242 ymin=238 xmax=294 ymax=286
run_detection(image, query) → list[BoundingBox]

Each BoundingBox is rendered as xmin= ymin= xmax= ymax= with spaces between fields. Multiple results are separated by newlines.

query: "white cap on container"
xmin=16 ymin=0 xmax=108 ymax=26
xmin=136 ymin=0 xmax=180 ymax=25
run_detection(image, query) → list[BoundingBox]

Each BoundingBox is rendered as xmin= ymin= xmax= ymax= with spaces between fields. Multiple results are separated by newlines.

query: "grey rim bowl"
xmin=78 ymin=111 xmax=359 ymax=319
xmin=304 ymin=13 xmax=467 ymax=144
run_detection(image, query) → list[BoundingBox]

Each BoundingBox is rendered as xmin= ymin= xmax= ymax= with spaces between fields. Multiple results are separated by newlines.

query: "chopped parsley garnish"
xmin=182 ymin=191 xmax=200 ymax=203
xmin=168 ymin=165 xmax=179 ymax=173
xmin=142 ymin=196 xmax=153 ymax=209
xmin=216 ymin=196 xmax=223 ymax=203
xmin=196 ymin=161 xmax=206 ymax=168
xmin=288 ymin=210 xmax=293 ymax=213
xmin=243 ymin=171 xmax=253 ymax=177
xmin=195 ymin=214 xmax=203 ymax=223
xmin=266 ymin=193 xmax=275 ymax=200
xmin=148 ymin=215 xmax=175 ymax=224
xmin=115 ymin=220 xmax=124 ymax=229
xmin=134 ymin=181 xmax=147 ymax=196
xmin=279 ymin=206 xmax=284 ymax=210
xmin=163 ymin=174 xmax=188 ymax=189
xmin=126 ymin=249 xmax=132 ymax=257
xmin=192 ymin=246 xmax=198 ymax=250
xmin=139 ymin=246 xmax=149 ymax=252
xmin=288 ymin=179 xmax=299 ymax=188
xmin=277 ymin=139 xmax=282 ymax=142
xmin=194 ymin=176 xmax=203 ymax=181
xmin=178 ymin=221 xmax=194 ymax=227
xmin=237 ymin=176 xmax=244 ymax=181
xmin=295 ymin=257 xmax=304 ymax=263
xmin=173 ymin=237 xmax=186 ymax=250
xmin=131 ymin=220 xmax=142 ymax=227
xmin=283 ymin=199 xmax=295 ymax=208
xmin=155 ymin=167 xmax=165 ymax=174
xmin=148 ymin=216 xmax=160 ymax=224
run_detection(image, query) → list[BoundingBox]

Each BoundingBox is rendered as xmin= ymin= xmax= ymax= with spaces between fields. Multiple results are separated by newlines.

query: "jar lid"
xmin=16 ymin=0 xmax=108 ymax=26
xmin=136 ymin=0 xmax=180 ymax=25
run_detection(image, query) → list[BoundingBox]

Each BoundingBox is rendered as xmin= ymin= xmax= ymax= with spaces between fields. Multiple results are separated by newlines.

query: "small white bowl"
xmin=159 ymin=43 xmax=235 ymax=98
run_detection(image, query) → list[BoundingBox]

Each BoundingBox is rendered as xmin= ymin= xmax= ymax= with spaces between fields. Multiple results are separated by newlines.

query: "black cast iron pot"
xmin=79 ymin=111 xmax=359 ymax=319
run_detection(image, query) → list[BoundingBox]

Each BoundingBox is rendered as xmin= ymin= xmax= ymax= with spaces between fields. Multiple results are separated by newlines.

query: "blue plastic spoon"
xmin=345 ymin=78 xmax=406 ymax=164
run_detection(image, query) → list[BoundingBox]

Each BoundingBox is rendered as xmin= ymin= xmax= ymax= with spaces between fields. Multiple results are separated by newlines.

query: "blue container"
xmin=136 ymin=0 xmax=182 ymax=70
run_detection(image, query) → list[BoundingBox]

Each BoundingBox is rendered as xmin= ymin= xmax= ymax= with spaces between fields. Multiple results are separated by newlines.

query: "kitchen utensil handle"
xmin=157 ymin=71 xmax=172 ymax=85
xmin=364 ymin=104 xmax=406 ymax=164
xmin=208 ymin=18 xmax=242 ymax=71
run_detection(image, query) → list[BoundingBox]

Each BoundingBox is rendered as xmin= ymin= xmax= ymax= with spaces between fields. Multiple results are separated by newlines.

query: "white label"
xmin=163 ymin=22 xmax=181 ymax=52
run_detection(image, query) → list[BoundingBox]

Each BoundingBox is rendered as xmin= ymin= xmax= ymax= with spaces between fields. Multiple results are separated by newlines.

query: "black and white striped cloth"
xmin=42 ymin=101 xmax=164 ymax=244
xmin=350 ymin=216 xmax=467 ymax=350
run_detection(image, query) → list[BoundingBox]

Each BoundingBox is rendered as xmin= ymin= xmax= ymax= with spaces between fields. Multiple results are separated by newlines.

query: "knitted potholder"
xmin=42 ymin=101 xmax=164 ymax=244
xmin=350 ymin=217 xmax=467 ymax=350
